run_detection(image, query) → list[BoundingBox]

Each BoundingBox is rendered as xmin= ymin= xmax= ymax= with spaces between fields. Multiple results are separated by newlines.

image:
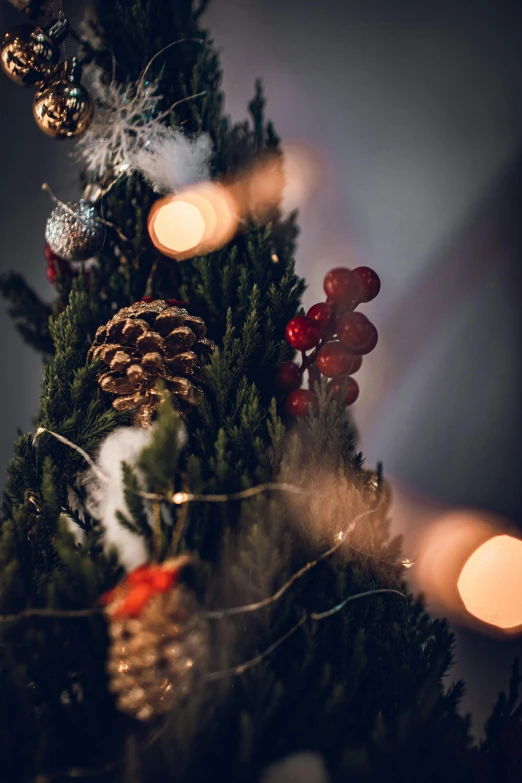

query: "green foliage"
xmin=0 ymin=272 xmax=53 ymax=355
xmin=0 ymin=1 xmax=516 ymax=782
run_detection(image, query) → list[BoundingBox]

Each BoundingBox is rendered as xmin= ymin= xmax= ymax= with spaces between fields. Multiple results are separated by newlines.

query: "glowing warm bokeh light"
xmin=281 ymin=142 xmax=327 ymax=212
xmin=148 ymin=184 xmax=238 ymax=260
xmin=150 ymin=200 xmax=206 ymax=254
xmin=148 ymin=141 xmax=326 ymax=260
xmin=457 ymin=535 xmax=522 ymax=629
xmin=411 ymin=509 xmax=522 ymax=634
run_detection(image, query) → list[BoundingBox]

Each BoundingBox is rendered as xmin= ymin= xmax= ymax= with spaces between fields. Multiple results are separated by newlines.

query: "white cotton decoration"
xmin=76 ymin=62 xmax=211 ymax=191
xmin=261 ymin=753 xmax=330 ymax=783
xmin=83 ymin=426 xmax=153 ymax=572
xmin=133 ymin=130 xmax=212 ymax=194
xmin=84 ymin=423 xmax=187 ymax=572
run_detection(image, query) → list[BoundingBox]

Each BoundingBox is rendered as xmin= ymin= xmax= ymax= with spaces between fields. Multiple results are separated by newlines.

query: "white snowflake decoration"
xmin=76 ymin=63 xmax=211 ymax=192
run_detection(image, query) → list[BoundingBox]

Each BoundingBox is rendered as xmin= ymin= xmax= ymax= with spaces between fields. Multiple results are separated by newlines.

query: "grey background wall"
xmin=1 ymin=0 xmax=521 ymax=736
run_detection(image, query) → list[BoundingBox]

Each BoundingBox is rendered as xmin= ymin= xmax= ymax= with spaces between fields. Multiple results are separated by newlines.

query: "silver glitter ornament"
xmin=45 ymin=198 xmax=104 ymax=261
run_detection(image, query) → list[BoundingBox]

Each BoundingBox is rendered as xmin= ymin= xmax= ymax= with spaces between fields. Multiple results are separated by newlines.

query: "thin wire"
xmin=155 ymin=90 xmax=208 ymax=122
xmin=207 ymin=587 xmax=406 ymax=679
xmin=133 ymin=38 xmax=206 ymax=104
xmin=0 ymin=607 xmax=101 ymax=624
xmin=169 ymin=483 xmax=311 ymax=505
xmin=32 ymin=427 xmax=110 ymax=484
xmin=206 ymin=507 xmax=375 ymax=619
xmin=205 ymin=615 xmax=307 ymax=680
xmin=309 ymin=588 xmax=406 ymax=621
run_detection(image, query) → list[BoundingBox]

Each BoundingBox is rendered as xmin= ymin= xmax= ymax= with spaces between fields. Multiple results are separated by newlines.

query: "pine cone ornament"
xmin=102 ymin=558 xmax=209 ymax=722
xmin=88 ymin=299 xmax=215 ymax=426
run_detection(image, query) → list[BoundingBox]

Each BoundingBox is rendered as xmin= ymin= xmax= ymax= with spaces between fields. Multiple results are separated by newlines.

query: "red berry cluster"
xmin=278 ymin=266 xmax=380 ymax=417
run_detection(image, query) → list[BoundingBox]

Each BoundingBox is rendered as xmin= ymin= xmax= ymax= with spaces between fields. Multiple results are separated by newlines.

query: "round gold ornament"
xmin=0 ymin=18 xmax=68 ymax=88
xmin=33 ymin=57 xmax=93 ymax=139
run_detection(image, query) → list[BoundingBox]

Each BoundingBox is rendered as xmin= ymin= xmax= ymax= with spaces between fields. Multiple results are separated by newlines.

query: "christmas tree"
xmin=0 ymin=2 xmax=520 ymax=782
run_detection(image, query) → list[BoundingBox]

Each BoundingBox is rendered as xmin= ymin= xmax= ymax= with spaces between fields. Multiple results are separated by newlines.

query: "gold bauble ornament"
xmin=33 ymin=57 xmax=93 ymax=139
xmin=0 ymin=18 xmax=68 ymax=88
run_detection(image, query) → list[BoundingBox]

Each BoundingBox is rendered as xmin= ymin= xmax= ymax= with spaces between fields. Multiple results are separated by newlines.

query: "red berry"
xmin=307 ymin=302 xmax=333 ymax=334
xmin=285 ymin=388 xmax=318 ymax=417
xmin=337 ymin=312 xmax=378 ymax=354
xmin=140 ymin=295 xmax=154 ymax=303
xmin=316 ymin=341 xmax=356 ymax=378
xmin=350 ymin=355 xmax=363 ymax=374
xmin=276 ymin=361 xmax=302 ymax=391
xmin=323 ymin=267 xmax=360 ymax=309
xmin=327 ymin=376 xmax=360 ymax=405
xmin=46 ymin=261 xmax=57 ymax=284
xmin=285 ymin=316 xmax=322 ymax=351
xmin=44 ymin=244 xmax=59 ymax=264
xmin=353 ymin=266 xmax=381 ymax=303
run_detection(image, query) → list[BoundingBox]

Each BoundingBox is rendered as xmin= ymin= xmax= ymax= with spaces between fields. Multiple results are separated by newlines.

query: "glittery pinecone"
xmin=102 ymin=558 xmax=209 ymax=722
xmin=88 ymin=299 xmax=215 ymax=426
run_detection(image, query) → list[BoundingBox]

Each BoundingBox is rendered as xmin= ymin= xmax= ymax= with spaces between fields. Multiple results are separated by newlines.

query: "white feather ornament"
xmin=133 ymin=130 xmax=212 ymax=194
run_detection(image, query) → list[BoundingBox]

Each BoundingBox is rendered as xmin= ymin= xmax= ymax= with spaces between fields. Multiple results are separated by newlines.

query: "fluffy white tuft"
xmin=84 ymin=426 xmax=154 ymax=572
xmin=261 ymin=753 xmax=330 ymax=783
xmin=133 ymin=131 xmax=212 ymax=194
xmin=76 ymin=62 xmax=211 ymax=190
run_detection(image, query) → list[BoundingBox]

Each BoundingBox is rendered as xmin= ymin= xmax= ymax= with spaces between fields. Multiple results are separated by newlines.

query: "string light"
xmin=31 ymin=427 xmax=414 ymax=573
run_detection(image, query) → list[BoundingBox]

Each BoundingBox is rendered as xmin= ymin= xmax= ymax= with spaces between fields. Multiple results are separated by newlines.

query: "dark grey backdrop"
xmin=1 ymin=0 xmax=521 ymax=737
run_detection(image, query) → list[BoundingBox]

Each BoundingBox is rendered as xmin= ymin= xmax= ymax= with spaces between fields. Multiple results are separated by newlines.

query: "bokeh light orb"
xmin=149 ymin=199 xmax=206 ymax=255
xmin=148 ymin=184 xmax=238 ymax=261
xmin=457 ymin=535 xmax=522 ymax=629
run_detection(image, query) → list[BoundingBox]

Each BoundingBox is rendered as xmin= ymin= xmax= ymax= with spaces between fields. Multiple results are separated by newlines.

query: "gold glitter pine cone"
xmin=88 ymin=299 xmax=215 ymax=426
xmin=106 ymin=581 xmax=209 ymax=722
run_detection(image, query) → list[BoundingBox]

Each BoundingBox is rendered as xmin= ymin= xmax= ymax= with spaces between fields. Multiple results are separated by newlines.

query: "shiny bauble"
xmin=33 ymin=57 xmax=93 ymax=139
xmin=0 ymin=18 xmax=68 ymax=88
xmin=45 ymin=199 xmax=103 ymax=261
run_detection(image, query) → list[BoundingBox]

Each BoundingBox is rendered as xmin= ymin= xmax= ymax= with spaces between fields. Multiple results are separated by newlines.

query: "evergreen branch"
xmin=0 ymin=272 xmax=54 ymax=355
